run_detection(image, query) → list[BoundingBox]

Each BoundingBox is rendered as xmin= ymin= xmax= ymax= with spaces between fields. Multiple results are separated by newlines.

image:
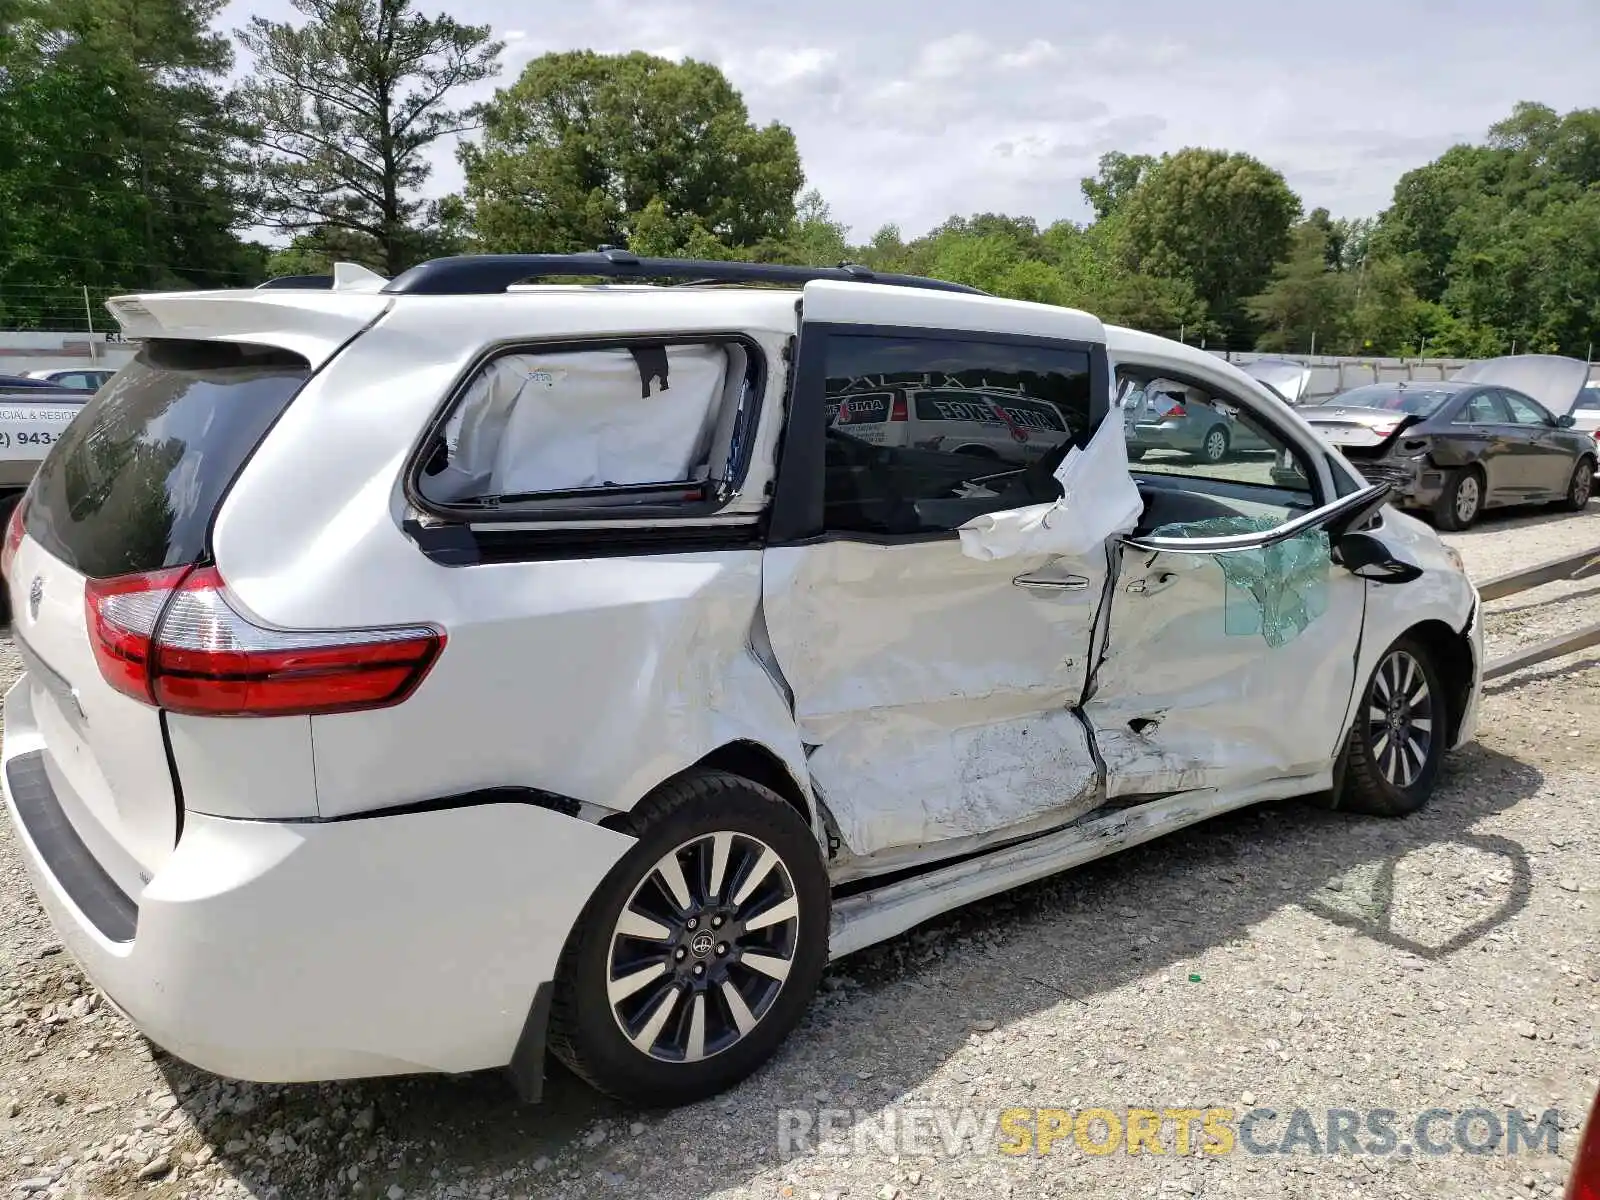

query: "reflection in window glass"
xmin=1120 ymin=373 xmax=1311 ymax=496
xmin=822 ymin=334 xmax=1093 ymax=536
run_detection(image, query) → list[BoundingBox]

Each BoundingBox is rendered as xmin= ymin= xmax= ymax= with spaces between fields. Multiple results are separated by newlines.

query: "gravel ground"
xmin=1 ymin=501 xmax=1597 ymax=1200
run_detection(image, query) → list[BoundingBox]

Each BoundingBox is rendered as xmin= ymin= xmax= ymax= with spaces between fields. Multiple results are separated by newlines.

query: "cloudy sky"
xmin=219 ymin=0 xmax=1600 ymax=240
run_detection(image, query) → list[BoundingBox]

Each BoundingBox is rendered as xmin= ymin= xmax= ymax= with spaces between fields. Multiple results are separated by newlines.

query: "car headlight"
xmin=1442 ymin=545 xmax=1466 ymax=575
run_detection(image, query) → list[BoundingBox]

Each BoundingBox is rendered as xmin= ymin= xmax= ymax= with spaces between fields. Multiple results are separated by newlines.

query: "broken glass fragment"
xmin=1147 ymin=516 xmax=1330 ymax=648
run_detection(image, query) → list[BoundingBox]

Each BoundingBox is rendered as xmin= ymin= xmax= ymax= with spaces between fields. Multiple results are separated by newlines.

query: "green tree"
xmin=236 ymin=0 xmax=502 ymax=277
xmin=1121 ymin=148 xmax=1302 ymax=344
xmin=1080 ymin=151 xmax=1158 ymax=221
xmin=1247 ymin=221 xmax=1350 ymax=353
xmin=461 ymin=51 xmax=803 ymax=255
xmin=1 ymin=0 xmax=263 ymax=326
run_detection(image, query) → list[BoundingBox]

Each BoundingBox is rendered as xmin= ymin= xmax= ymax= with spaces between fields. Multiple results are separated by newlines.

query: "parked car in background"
xmin=1574 ymin=384 xmax=1600 ymax=476
xmin=1240 ymin=357 xmax=1315 ymax=405
xmin=1298 ymin=355 xmax=1595 ymax=530
xmin=0 ymin=373 xmax=86 ymax=391
xmin=0 ymin=379 xmax=95 ymax=623
xmin=0 ymin=254 xmax=1482 ymax=1111
xmin=24 ymin=367 xmax=114 ymax=391
xmin=826 ymin=384 xmax=1076 ymax=464
xmin=1121 ymin=375 xmax=1273 ymax=463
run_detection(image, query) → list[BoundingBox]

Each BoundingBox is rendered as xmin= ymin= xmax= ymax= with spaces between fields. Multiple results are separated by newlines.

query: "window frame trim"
xmin=401 ymin=331 xmax=771 ymax=527
xmin=767 ymin=320 xmax=1111 ymax=546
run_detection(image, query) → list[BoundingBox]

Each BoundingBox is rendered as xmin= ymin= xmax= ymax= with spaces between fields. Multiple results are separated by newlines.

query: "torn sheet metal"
xmin=426 ymin=345 xmax=728 ymax=500
xmin=1145 ymin=515 xmax=1330 ymax=648
xmin=957 ymin=410 xmax=1143 ymax=562
xmin=806 ymin=703 xmax=1100 ymax=859
xmin=760 ymin=537 xmax=1105 ymax=860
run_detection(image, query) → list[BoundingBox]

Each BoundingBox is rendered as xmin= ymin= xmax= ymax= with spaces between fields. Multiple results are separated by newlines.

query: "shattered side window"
xmin=1147 ymin=515 xmax=1332 ymax=648
xmin=418 ymin=341 xmax=755 ymax=510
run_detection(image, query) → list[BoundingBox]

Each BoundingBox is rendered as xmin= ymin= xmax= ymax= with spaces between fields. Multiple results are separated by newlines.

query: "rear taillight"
xmin=85 ymin=565 xmax=444 ymax=717
xmin=890 ymin=396 xmax=909 ymax=422
xmin=1166 ymin=404 xmax=1186 ymax=418
xmin=1 ymin=498 xmax=26 ymax=583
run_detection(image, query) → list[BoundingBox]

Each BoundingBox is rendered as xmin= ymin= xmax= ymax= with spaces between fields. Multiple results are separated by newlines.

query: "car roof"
xmin=109 ymin=264 xmax=1108 ymax=366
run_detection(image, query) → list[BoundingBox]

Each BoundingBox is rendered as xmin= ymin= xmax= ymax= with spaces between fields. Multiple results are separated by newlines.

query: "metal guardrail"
xmin=1479 ymin=546 xmax=1600 ymax=681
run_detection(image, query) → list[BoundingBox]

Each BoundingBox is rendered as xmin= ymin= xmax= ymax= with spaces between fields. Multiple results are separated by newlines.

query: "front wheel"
xmin=1556 ymin=457 xmax=1594 ymax=512
xmin=548 ymin=770 xmax=829 ymax=1107
xmin=1337 ymin=637 xmax=1448 ymax=816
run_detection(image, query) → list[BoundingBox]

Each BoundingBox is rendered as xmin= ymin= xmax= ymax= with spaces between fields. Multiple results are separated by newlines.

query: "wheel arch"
xmin=1396 ymin=618 xmax=1475 ymax=747
xmin=604 ymin=739 xmax=818 ymax=840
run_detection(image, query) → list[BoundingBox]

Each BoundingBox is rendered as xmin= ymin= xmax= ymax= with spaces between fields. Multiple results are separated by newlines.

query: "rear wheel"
xmin=1432 ymin=467 xmax=1482 ymax=531
xmin=1338 ymin=637 xmax=1447 ymax=816
xmin=1192 ymin=426 xmax=1229 ymax=464
xmin=1556 ymin=457 xmax=1594 ymax=512
xmin=548 ymin=770 xmax=828 ymax=1107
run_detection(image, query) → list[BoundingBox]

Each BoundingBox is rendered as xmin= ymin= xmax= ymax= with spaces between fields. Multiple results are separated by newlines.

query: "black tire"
xmin=1556 ymin=456 xmax=1595 ymax=512
xmin=1127 ymin=447 xmax=1146 ymax=461
xmin=547 ymin=770 xmax=829 ymax=1108
xmin=1192 ymin=425 xmax=1229 ymax=464
xmin=0 ymin=492 xmax=18 ymax=627
xmin=1337 ymin=636 xmax=1448 ymax=816
xmin=1432 ymin=466 xmax=1483 ymax=531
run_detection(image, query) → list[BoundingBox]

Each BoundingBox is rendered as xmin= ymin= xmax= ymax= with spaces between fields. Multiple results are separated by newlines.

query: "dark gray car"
xmin=1298 ymin=355 xmax=1596 ymax=529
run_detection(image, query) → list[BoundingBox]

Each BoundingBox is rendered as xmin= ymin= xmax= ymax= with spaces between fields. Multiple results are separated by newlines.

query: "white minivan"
xmin=1 ymin=254 xmax=1481 ymax=1108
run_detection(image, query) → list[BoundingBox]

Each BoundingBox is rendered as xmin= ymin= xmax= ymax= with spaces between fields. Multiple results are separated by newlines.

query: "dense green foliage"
xmin=1 ymin=7 xmax=1595 ymax=356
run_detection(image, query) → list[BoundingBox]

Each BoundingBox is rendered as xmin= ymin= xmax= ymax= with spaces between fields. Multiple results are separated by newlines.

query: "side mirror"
xmin=1556 ymin=413 xmax=1576 ymax=428
xmin=1335 ymin=530 xmax=1424 ymax=583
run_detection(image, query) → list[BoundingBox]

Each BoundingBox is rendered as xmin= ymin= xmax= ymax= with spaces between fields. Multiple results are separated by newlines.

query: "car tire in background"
xmin=1192 ymin=426 xmax=1229 ymax=465
xmin=1432 ymin=466 xmax=1483 ymax=531
xmin=1337 ymin=635 xmax=1447 ymax=817
xmin=547 ymin=769 xmax=829 ymax=1107
xmin=1555 ymin=456 xmax=1595 ymax=512
xmin=0 ymin=492 xmax=17 ymax=626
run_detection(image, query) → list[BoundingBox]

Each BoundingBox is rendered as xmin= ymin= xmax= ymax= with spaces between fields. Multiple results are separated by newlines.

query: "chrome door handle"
xmin=1126 ymin=570 xmax=1179 ymax=595
xmin=1013 ymin=572 xmax=1091 ymax=591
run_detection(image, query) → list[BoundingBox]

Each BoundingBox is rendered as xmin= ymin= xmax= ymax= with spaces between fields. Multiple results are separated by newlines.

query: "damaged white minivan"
xmin=0 ymin=254 xmax=1481 ymax=1108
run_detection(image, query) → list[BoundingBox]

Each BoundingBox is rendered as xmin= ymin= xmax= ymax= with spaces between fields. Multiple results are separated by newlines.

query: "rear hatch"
xmin=5 ymin=340 xmax=313 ymax=895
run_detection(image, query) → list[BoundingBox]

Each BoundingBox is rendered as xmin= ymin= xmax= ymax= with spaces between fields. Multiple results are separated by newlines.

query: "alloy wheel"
xmin=1455 ymin=474 xmax=1481 ymax=524
xmin=607 ymin=831 xmax=801 ymax=1063
xmin=1204 ymin=429 xmax=1227 ymax=463
xmin=1366 ymin=649 xmax=1435 ymax=789
xmin=1574 ymin=467 xmax=1593 ymax=507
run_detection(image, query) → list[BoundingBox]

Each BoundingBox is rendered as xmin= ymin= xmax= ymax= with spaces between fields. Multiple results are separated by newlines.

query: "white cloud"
xmin=221 ymin=0 xmax=1600 ymax=240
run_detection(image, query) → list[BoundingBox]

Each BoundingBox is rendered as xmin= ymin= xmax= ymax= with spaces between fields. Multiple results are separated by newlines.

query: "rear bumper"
xmin=1130 ymin=422 xmax=1201 ymax=453
xmin=1344 ymin=458 xmax=1448 ymax=510
xmin=2 ymin=677 xmax=634 ymax=1084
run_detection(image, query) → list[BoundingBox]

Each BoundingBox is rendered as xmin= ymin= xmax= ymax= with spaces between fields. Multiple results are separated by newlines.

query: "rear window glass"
xmin=1315 ymin=384 xmax=1454 ymax=416
xmin=24 ymin=340 xmax=310 ymax=579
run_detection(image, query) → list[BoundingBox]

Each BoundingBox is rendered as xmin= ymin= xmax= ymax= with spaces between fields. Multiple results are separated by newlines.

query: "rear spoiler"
xmin=255 ymin=263 xmax=390 ymax=294
xmin=104 ymin=281 xmax=391 ymax=370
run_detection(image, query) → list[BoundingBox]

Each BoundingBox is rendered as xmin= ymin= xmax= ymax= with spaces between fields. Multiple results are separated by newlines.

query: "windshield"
xmin=1314 ymin=384 xmax=1455 ymax=417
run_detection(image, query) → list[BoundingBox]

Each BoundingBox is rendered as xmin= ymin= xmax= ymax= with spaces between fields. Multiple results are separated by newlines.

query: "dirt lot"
xmin=1 ymin=503 xmax=1597 ymax=1200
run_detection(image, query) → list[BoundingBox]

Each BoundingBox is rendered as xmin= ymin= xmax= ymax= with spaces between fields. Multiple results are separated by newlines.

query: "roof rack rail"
xmin=380 ymin=250 xmax=986 ymax=296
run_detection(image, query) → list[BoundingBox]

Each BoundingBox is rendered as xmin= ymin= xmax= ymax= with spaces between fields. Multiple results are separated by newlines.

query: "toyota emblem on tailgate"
xmin=27 ymin=576 xmax=42 ymax=621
